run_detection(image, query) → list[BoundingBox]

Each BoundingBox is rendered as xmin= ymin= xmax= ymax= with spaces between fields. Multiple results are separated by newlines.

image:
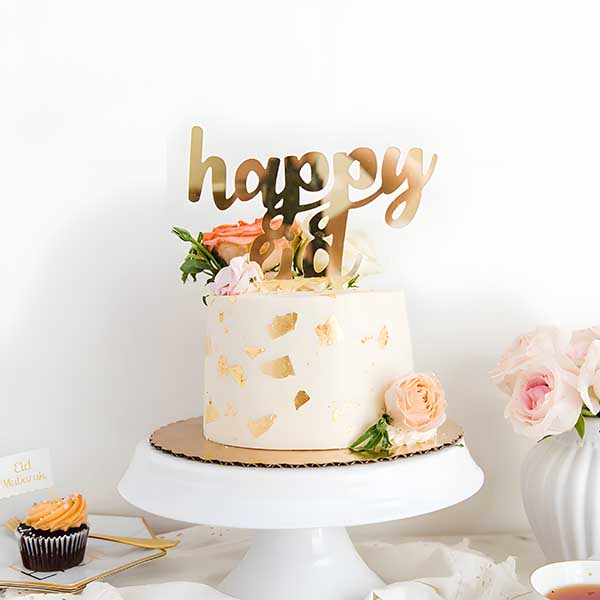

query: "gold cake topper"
xmin=189 ymin=126 xmax=437 ymax=279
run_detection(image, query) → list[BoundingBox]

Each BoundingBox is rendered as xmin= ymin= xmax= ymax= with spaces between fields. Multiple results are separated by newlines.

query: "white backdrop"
xmin=2 ymin=0 xmax=600 ymax=535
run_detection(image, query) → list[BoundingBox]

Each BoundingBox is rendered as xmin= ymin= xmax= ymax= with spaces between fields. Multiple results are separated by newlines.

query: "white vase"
xmin=522 ymin=417 xmax=600 ymax=561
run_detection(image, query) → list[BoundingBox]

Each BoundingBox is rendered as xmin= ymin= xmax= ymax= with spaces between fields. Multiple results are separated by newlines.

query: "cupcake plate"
xmin=0 ymin=514 xmax=167 ymax=593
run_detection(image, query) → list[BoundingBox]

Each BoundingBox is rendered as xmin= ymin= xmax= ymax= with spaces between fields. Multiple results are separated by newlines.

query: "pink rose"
xmin=490 ymin=327 xmax=571 ymax=394
xmin=212 ymin=254 xmax=263 ymax=296
xmin=384 ymin=373 xmax=447 ymax=433
xmin=568 ymin=327 xmax=600 ymax=368
xmin=506 ymin=363 xmax=581 ymax=440
xmin=578 ymin=339 xmax=600 ymax=415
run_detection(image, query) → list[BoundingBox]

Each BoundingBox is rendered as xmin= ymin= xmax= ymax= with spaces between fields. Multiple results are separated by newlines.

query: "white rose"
xmin=298 ymin=218 xmax=383 ymax=278
xmin=342 ymin=231 xmax=383 ymax=278
xmin=578 ymin=339 xmax=600 ymax=415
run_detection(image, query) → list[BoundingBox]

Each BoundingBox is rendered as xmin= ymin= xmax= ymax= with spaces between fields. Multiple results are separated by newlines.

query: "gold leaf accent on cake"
xmin=225 ymin=402 xmax=238 ymax=417
xmin=205 ymin=400 xmax=219 ymax=424
xmin=268 ymin=312 xmax=298 ymax=339
xmin=217 ymin=355 xmax=229 ymax=376
xmin=315 ymin=316 xmax=342 ymax=346
xmin=247 ymin=415 xmax=277 ymax=438
xmin=378 ymin=325 xmax=389 ymax=348
xmin=260 ymin=356 xmax=295 ymax=379
xmin=244 ymin=346 xmax=266 ymax=359
xmin=224 ymin=327 xmax=230 ymax=334
xmin=294 ymin=390 xmax=310 ymax=410
xmin=205 ymin=336 xmax=212 ymax=354
xmin=360 ymin=335 xmax=373 ymax=344
xmin=229 ymin=364 xmax=246 ymax=386
xmin=218 ymin=312 xmax=225 ymax=322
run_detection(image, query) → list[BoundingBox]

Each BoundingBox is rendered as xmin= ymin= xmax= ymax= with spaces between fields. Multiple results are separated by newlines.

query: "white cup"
xmin=531 ymin=561 xmax=600 ymax=596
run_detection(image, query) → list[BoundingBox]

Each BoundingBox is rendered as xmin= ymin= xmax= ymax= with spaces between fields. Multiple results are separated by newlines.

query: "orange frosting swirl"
xmin=25 ymin=494 xmax=88 ymax=532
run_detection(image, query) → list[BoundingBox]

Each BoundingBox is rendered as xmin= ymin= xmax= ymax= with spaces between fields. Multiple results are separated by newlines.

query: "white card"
xmin=0 ymin=449 xmax=54 ymax=499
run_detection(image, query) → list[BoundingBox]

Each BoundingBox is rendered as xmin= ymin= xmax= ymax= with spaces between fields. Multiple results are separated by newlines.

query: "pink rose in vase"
xmin=567 ymin=326 xmax=600 ymax=368
xmin=490 ymin=327 xmax=572 ymax=394
xmin=578 ymin=339 xmax=600 ymax=415
xmin=492 ymin=327 xmax=582 ymax=439
xmin=506 ymin=366 xmax=581 ymax=440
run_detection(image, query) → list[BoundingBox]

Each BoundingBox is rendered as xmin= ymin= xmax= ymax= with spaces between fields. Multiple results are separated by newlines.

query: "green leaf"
xmin=173 ymin=226 xmax=226 ymax=288
xmin=347 ymin=274 xmax=360 ymax=288
xmin=362 ymin=432 xmax=383 ymax=451
xmin=349 ymin=415 xmax=394 ymax=455
xmin=349 ymin=424 xmax=379 ymax=449
xmin=172 ymin=227 xmax=203 ymax=249
xmin=582 ymin=406 xmax=598 ymax=418
xmin=575 ymin=413 xmax=586 ymax=440
xmin=180 ymin=257 xmax=208 ymax=274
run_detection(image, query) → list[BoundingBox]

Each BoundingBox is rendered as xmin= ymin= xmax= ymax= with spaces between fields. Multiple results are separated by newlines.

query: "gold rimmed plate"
xmin=0 ymin=514 xmax=166 ymax=593
xmin=150 ymin=417 xmax=464 ymax=468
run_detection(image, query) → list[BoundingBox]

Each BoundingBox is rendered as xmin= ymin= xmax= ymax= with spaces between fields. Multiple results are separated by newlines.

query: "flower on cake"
xmin=350 ymin=372 xmax=448 ymax=454
xmin=203 ymin=217 xmax=300 ymax=272
xmin=491 ymin=325 xmax=600 ymax=440
xmin=295 ymin=217 xmax=383 ymax=283
xmin=342 ymin=231 xmax=383 ymax=278
xmin=212 ymin=255 xmax=263 ymax=296
xmin=173 ymin=214 xmax=384 ymax=294
xmin=384 ymin=373 xmax=447 ymax=446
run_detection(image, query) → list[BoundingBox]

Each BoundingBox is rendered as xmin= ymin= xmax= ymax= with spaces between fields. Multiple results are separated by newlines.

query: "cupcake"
xmin=17 ymin=493 xmax=89 ymax=572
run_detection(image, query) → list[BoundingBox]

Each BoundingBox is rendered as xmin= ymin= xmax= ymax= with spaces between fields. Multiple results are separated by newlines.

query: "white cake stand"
xmin=119 ymin=439 xmax=483 ymax=600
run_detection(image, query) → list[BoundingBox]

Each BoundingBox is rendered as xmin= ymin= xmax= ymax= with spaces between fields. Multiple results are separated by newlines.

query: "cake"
xmin=174 ymin=126 xmax=442 ymax=454
xmin=174 ymin=220 xmax=448 ymax=455
xmin=203 ymin=290 xmax=412 ymax=450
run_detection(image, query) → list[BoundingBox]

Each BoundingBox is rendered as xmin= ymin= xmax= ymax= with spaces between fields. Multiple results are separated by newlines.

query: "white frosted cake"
xmin=203 ymin=290 xmax=413 ymax=450
xmin=174 ymin=128 xmax=443 ymax=455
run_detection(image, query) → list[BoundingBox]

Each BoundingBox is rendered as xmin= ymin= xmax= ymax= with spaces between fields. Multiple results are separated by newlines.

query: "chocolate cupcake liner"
xmin=18 ymin=525 xmax=89 ymax=572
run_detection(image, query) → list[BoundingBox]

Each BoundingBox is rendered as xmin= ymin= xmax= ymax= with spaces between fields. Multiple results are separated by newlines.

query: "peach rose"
xmin=203 ymin=217 xmax=298 ymax=271
xmin=384 ymin=373 xmax=447 ymax=433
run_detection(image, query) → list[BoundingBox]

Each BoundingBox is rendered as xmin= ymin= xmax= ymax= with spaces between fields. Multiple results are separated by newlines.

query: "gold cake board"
xmin=150 ymin=418 xmax=464 ymax=468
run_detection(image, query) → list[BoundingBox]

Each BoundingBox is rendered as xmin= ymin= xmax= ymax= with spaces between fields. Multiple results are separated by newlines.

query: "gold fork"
xmin=4 ymin=517 xmax=178 ymax=550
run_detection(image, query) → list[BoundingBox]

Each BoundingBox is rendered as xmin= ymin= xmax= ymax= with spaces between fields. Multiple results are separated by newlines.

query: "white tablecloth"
xmin=1 ymin=526 xmax=546 ymax=599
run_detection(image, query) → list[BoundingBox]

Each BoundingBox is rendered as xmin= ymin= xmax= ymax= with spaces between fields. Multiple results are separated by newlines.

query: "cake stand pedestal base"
xmin=119 ymin=440 xmax=483 ymax=600
xmin=220 ymin=527 xmax=382 ymax=600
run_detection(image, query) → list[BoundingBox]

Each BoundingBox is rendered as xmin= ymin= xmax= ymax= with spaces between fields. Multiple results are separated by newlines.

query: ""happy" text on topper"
xmin=188 ymin=126 xmax=437 ymax=279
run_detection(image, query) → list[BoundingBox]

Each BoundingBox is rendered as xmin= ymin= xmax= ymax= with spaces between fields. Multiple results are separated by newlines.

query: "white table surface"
xmin=104 ymin=525 xmax=545 ymax=595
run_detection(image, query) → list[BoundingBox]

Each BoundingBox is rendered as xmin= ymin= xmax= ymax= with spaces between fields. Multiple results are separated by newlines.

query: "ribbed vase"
xmin=522 ymin=418 xmax=600 ymax=561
